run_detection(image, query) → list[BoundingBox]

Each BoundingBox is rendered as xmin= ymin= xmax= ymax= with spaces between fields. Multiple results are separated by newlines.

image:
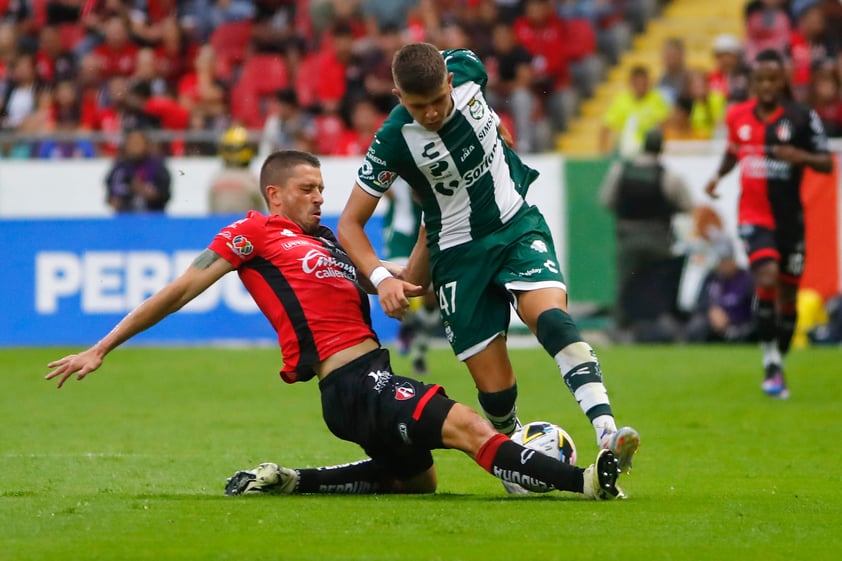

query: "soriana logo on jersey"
xmin=228 ymin=235 xmax=254 ymax=257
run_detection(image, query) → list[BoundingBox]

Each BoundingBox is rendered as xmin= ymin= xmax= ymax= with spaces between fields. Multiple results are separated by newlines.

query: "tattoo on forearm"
xmin=192 ymin=249 xmax=220 ymax=270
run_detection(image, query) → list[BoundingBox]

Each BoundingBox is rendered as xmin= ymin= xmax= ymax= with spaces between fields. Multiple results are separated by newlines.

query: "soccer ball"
xmin=502 ymin=421 xmax=578 ymax=494
xmin=514 ymin=421 xmax=577 ymax=465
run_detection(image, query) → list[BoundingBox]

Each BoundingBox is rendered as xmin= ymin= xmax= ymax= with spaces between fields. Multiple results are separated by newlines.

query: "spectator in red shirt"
xmin=177 ymin=45 xmax=228 ymax=128
xmin=311 ymin=21 xmax=357 ymax=115
xmin=75 ymin=0 xmax=132 ymax=56
xmin=809 ymin=58 xmax=842 ymax=136
xmin=127 ymin=80 xmax=190 ymax=154
xmin=333 ymin=96 xmax=382 ymax=156
xmin=707 ymin=34 xmax=750 ymax=105
xmin=744 ymin=0 xmax=791 ymax=63
xmin=513 ymin=0 xmax=576 ymax=135
xmin=92 ymin=16 xmax=139 ymax=79
xmin=153 ymin=15 xmax=192 ymax=90
xmin=35 ymin=25 xmax=77 ymax=85
xmin=789 ymin=0 xmax=838 ymax=102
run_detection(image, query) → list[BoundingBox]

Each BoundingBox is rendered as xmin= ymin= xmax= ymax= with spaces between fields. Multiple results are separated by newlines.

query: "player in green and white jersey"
xmin=338 ymin=43 xmax=639 ymax=473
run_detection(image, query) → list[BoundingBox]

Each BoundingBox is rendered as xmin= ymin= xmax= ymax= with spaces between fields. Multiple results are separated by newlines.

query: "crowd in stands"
xmin=1 ymin=0 xmax=840 ymax=161
xmin=0 ymin=0 xmax=650 ymax=158
xmin=602 ymin=0 xmax=842 ymax=156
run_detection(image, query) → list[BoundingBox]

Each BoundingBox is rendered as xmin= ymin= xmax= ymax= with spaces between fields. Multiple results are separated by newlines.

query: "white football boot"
xmin=582 ymin=449 xmax=624 ymax=500
xmin=224 ymin=462 xmax=298 ymax=496
xmin=599 ymin=426 xmax=640 ymax=474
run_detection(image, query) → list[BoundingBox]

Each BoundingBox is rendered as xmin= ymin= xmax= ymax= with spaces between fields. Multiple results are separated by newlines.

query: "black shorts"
xmin=318 ymin=348 xmax=456 ymax=479
xmin=738 ymin=224 xmax=805 ymax=283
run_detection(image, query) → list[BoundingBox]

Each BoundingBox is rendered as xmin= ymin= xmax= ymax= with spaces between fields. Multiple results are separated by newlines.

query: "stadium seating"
xmin=209 ymin=20 xmax=253 ymax=80
xmin=558 ymin=0 xmax=745 ymax=156
xmin=230 ymin=54 xmax=290 ymax=128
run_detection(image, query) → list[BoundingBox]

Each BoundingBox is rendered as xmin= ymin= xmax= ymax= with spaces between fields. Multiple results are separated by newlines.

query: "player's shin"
xmin=777 ymin=300 xmax=798 ymax=356
xmin=295 ymin=459 xmax=389 ymax=494
xmin=475 ymin=434 xmax=585 ymax=493
xmin=754 ymin=286 xmax=781 ymax=366
xmin=478 ymin=384 xmax=520 ymax=436
xmin=536 ymin=310 xmax=616 ymax=441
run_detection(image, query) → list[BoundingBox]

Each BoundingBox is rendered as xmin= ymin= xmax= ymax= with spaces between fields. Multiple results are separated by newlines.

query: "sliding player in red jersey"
xmin=705 ymin=49 xmax=833 ymax=398
xmin=46 ymin=150 xmax=624 ymax=499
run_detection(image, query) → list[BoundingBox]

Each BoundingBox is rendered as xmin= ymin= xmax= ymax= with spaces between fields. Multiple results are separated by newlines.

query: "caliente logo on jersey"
xmin=298 ymin=249 xmax=356 ymax=280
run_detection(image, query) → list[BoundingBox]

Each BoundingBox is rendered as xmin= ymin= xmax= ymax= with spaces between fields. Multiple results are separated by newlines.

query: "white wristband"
xmin=369 ymin=266 xmax=393 ymax=289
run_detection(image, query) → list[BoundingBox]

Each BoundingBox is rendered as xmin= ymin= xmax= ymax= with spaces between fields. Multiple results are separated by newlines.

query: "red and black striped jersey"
xmin=209 ymin=211 xmax=376 ymax=383
xmin=726 ymin=99 xmax=829 ymax=230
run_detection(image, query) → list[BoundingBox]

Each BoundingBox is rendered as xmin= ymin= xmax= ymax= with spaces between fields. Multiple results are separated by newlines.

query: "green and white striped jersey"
xmin=356 ymin=48 xmax=539 ymax=253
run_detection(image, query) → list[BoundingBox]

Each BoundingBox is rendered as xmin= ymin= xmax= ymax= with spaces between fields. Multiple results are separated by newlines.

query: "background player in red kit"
xmin=705 ymin=49 xmax=832 ymax=399
xmin=45 ymin=150 xmax=623 ymax=499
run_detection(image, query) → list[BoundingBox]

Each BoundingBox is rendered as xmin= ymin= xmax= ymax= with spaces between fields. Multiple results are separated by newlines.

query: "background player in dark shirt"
xmin=46 ymin=150 xmax=623 ymax=500
xmin=705 ymin=49 xmax=832 ymax=399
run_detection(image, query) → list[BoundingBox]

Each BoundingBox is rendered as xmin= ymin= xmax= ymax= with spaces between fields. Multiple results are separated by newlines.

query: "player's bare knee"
xmin=441 ymin=403 xmax=497 ymax=454
xmin=753 ymin=261 xmax=779 ymax=287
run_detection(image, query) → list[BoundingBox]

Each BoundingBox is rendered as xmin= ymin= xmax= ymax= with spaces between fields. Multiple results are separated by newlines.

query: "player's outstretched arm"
xmin=339 ymin=185 xmax=421 ymax=318
xmin=338 ymin=185 xmax=383 ymax=276
xmin=705 ymin=152 xmax=739 ymax=199
xmin=45 ymin=251 xmax=234 ymax=388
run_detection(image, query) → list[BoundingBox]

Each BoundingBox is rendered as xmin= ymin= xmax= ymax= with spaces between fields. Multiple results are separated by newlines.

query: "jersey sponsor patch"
xmin=530 ymin=240 xmax=548 ymax=253
xmin=281 ymin=239 xmax=309 ymax=250
xmin=367 ymin=369 xmax=392 ymax=392
xmin=298 ymin=248 xmax=356 ymax=280
xmin=228 ymin=235 xmax=254 ymax=256
xmin=376 ymin=170 xmax=397 ymax=187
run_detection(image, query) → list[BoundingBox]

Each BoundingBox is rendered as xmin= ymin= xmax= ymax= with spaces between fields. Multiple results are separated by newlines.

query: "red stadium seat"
xmin=210 ymin=20 xmax=253 ymax=78
xmin=229 ymin=54 xmax=290 ymax=128
xmin=238 ymin=54 xmax=289 ymax=95
xmin=230 ymin=83 xmax=262 ymax=128
xmin=314 ymin=113 xmax=345 ymax=155
xmin=294 ymin=53 xmax=320 ymax=109
xmin=31 ymin=0 xmax=47 ymax=26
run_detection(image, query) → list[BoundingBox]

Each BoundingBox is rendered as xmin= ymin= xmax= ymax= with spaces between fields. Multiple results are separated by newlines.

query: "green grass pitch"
xmin=2 ymin=344 xmax=841 ymax=560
